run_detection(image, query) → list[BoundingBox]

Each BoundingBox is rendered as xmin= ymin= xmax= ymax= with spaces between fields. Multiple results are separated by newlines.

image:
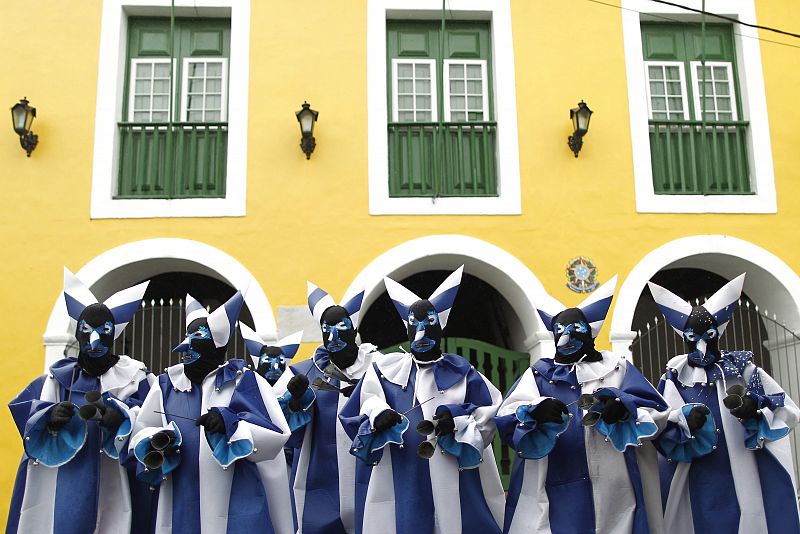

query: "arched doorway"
xmin=43 ymin=238 xmax=275 ymax=368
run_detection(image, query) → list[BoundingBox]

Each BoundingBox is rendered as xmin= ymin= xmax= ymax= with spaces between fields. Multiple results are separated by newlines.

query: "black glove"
xmin=600 ymin=397 xmax=630 ymax=424
xmin=99 ymin=405 xmax=126 ymax=429
xmin=287 ymin=374 xmax=310 ymax=398
xmin=532 ymin=398 xmax=569 ymax=424
xmin=373 ymin=410 xmax=402 ymax=432
xmin=340 ymin=385 xmax=356 ymax=398
xmin=730 ymin=394 xmax=761 ymax=420
xmin=434 ymin=410 xmax=456 ymax=436
xmin=48 ymin=401 xmax=76 ymax=432
xmin=288 ymin=396 xmax=304 ymax=413
xmin=196 ymin=410 xmax=226 ymax=434
xmin=686 ymin=405 xmax=710 ymax=431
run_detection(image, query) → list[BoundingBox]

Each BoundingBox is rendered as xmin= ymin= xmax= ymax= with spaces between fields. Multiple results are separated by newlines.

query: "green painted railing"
xmin=388 ymin=122 xmax=498 ymax=197
xmin=379 ymin=337 xmax=530 ymax=489
xmin=116 ymin=122 xmax=228 ymax=198
xmin=649 ymin=120 xmax=751 ymax=195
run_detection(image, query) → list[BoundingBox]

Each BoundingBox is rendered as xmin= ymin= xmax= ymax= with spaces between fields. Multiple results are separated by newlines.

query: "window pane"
xmin=718 ymin=97 xmax=731 ymax=111
xmin=715 ymin=82 xmax=730 ymax=96
xmin=666 ymin=82 xmax=682 ymax=96
xmin=206 ymin=78 xmax=222 ymax=93
xmin=189 ymin=79 xmax=205 ymax=93
xmin=466 ymin=64 xmax=481 ymax=79
xmin=468 ymin=96 xmax=482 ymax=110
xmin=648 ymin=66 xmax=663 ymax=80
xmin=665 ymin=66 xmax=680 ymax=79
xmin=450 ymin=111 xmax=466 ymax=122
xmin=703 ymin=97 xmax=715 ymax=110
xmin=718 ymin=111 xmax=733 ymax=121
xmin=450 ymin=80 xmax=465 ymax=94
xmin=133 ymin=111 xmax=149 ymax=121
xmin=652 ymin=99 xmax=666 ymax=111
xmin=189 ymin=63 xmax=205 ymax=76
xmin=205 ymin=111 xmax=221 ymax=121
xmin=153 ymin=79 xmax=169 ymax=94
xmin=450 ymin=96 xmax=465 ymax=110
xmin=188 ymin=95 xmax=205 ymax=110
xmin=415 ymin=79 xmax=431 ymax=94
xmin=667 ymin=97 xmax=682 ymax=111
xmin=136 ymin=63 xmax=153 ymax=78
xmin=652 ymin=111 xmax=667 ymax=120
xmin=135 ymin=79 xmax=151 ymax=94
xmin=206 ymin=62 xmax=222 ymax=77
xmin=398 ymin=111 xmax=414 ymax=122
xmin=206 ymin=95 xmax=221 ymax=110
xmin=188 ymin=110 xmax=203 ymax=121
xmin=397 ymin=63 xmax=412 ymax=77
xmin=650 ymin=82 xmax=665 ymax=96
xmin=713 ymin=66 xmax=728 ymax=80
xmin=398 ymin=79 xmax=413 ymax=93
xmin=415 ymin=63 xmax=430 ymax=77
xmin=153 ymin=111 xmax=169 ymax=122
xmin=449 ymin=64 xmax=464 ymax=78
xmin=416 ymin=96 xmax=431 ymax=110
xmin=154 ymin=63 xmax=171 ymax=77
xmin=468 ymin=111 xmax=483 ymax=121
xmin=134 ymin=95 xmax=151 ymax=111
xmin=398 ymin=95 xmax=413 ymax=110
xmin=152 ymin=95 xmax=169 ymax=110
xmin=416 ymin=111 xmax=432 ymax=122
xmin=467 ymin=80 xmax=482 ymax=95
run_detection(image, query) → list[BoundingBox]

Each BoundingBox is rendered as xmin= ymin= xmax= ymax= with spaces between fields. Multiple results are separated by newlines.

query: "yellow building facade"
xmin=1 ymin=0 xmax=799 ymax=521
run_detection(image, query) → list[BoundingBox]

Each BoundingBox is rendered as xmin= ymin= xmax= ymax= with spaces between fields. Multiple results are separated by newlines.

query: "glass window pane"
xmin=189 ymin=63 xmax=205 ymax=76
xmin=450 ymin=95 xmax=465 ymax=110
xmin=665 ymin=66 xmax=680 ymax=79
xmin=714 ymin=66 xmax=728 ymax=80
xmin=715 ymin=82 xmax=730 ymax=96
xmin=468 ymin=96 xmax=482 ymax=110
xmin=206 ymin=62 xmax=222 ymax=76
xmin=468 ymin=111 xmax=483 ymax=121
xmin=415 ymin=79 xmax=431 ymax=94
xmin=415 ymin=63 xmax=430 ymax=77
xmin=152 ymin=95 xmax=169 ymax=110
xmin=206 ymin=78 xmax=222 ymax=93
xmin=703 ymin=111 xmax=715 ymax=121
xmin=467 ymin=80 xmax=482 ymax=95
xmin=135 ymin=63 xmax=153 ymax=78
xmin=188 ymin=110 xmax=203 ymax=122
xmin=466 ymin=64 xmax=481 ymax=79
xmin=188 ymin=79 xmax=204 ymax=94
xmin=449 ymin=64 xmax=464 ymax=78
xmin=154 ymin=63 xmax=171 ymax=77
xmin=205 ymin=111 xmax=220 ymax=122
xmin=451 ymin=111 xmax=466 ymax=122
xmin=397 ymin=63 xmax=412 ymax=77
xmin=703 ymin=97 xmax=715 ymax=110
xmin=135 ymin=79 xmax=151 ymax=95
xmin=398 ymin=111 xmax=414 ymax=122
xmin=717 ymin=98 xmax=731 ymax=111
xmin=717 ymin=111 xmax=733 ymax=121
xmin=416 ymin=96 xmax=431 ymax=110
xmin=666 ymin=82 xmax=682 ymax=96
xmin=134 ymin=95 xmax=151 ymax=111
xmin=450 ymin=80 xmax=465 ymax=94
xmin=206 ymin=95 xmax=221 ymax=109
xmin=650 ymin=82 xmax=665 ymax=96
xmin=188 ymin=95 xmax=204 ymax=110
xmin=398 ymin=95 xmax=413 ymax=110
xmin=652 ymin=111 xmax=667 ymax=120
xmin=398 ymin=79 xmax=413 ymax=93
xmin=701 ymin=82 xmax=713 ymax=96
xmin=133 ymin=111 xmax=149 ymax=122
xmin=416 ymin=111 xmax=432 ymax=122
xmin=648 ymin=66 xmax=663 ymax=80
xmin=152 ymin=79 xmax=169 ymax=94
xmin=152 ymin=111 xmax=168 ymax=122
xmin=651 ymin=98 xmax=666 ymax=111
xmin=668 ymin=97 xmax=682 ymax=111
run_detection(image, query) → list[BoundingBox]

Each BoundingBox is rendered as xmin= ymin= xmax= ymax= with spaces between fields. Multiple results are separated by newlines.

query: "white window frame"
xmin=391 ymin=58 xmax=438 ymax=122
xmin=623 ymin=0 xmax=776 ymax=213
xmin=91 ymin=0 xmax=249 ymax=219
xmin=643 ymin=61 xmax=689 ymax=121
xmin=689 ymin=60 xmax=738 ymax=121
xmin=443 ymin=59 xmax=489 ymax=122
xmin=180 ymin=57 xmax=229 ymax=123
xmin=368 ymin=0 xmax=521 ymax=215
xmin=127 ymin=58 xmax=176 ymax=122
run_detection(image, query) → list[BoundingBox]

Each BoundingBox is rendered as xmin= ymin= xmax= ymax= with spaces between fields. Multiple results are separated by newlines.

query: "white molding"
xmin=342 ymin=234 xmax=552 ymax=359
xmin=42 ymin=238 xmax=276 ymax=369
xmin=180 ymin=57 xmax=229 ymax=122
xmin=622 ymin=0 xmax=776 ymax=214
xmin=90 ymin=0 xmax=249 ymax=219
xmin=367 ymin=0 xmax=521 ymax=215
xmin=688 ymin=60 xmax=737 ymax=121
xmin=610 ymin=234 xmax=800 ymax=359
xmin=442 ymin=59 xmax=489 ymax=122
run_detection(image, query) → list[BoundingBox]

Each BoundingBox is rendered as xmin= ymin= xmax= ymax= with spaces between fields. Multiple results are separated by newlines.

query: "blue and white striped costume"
xmin=130 ymin=359 xmax=290 ymax=533
xmin=339 ymin=351 xmax=506 ymax=534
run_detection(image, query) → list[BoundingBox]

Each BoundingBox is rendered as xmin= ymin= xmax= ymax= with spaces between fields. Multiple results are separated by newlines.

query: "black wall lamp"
xmin=568 ymin=100 xmax=592 ymax=158
xmin=296 ymin=101 xmax=318 ymax=159
xmin=11 ymin=97 xmax=38 ymax=157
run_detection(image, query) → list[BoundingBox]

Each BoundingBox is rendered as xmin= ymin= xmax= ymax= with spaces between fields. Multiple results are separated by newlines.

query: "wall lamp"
xmin=567 ymin=100 xmax=592 ymax=158
xmin=296 ymin=101 xmax=319 ymax=159
xmin=11 ymin=97 xmax=38 ymax=157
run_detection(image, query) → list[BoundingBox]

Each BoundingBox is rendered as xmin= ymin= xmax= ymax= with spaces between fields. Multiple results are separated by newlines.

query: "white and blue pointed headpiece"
xmin=534 ymin=275 xmax=618 ymax=338
xmin=648 ymin=273 xmax=744 ymax=338
xmin=63 ymin=267 xmax=149 ymax=340
xmin=181 ymin=291 xmax=245 ymax=348
xmin=383 ymin=265 xmax=464 ymax=329
xmin=239 ymin=322 xmax=303 ymax=367
xmin=307 ymin=282 xmax=365 ymax=328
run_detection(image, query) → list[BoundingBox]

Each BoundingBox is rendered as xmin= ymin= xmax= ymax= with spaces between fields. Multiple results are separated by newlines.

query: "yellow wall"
xmin=0 ymin=0 xmax=798 ymax=522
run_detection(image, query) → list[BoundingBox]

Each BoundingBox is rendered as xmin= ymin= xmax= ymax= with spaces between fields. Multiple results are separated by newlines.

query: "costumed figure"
xmin=495 ymin=276 xmax=668 ymax=534
xmin=339 ymin=266 xmax=506 ymax=534
xmin=272 ymin=282 xmax=379 ymax=533
xmin=649 ymin=274 xmax=800 ymax=533
xmin=130 ymin=291 xmax=290 ymax=533
xmin=240 ymin=323 xmax=303 ymax=534
xmin=7 ymin=268 xmax=154 ymax=534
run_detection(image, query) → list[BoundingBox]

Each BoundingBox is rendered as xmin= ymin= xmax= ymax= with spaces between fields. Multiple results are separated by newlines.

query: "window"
xmin=642 ymin=23 xmax=749 ymax=196
xmin=387 ymin=21 xmax=496 ymax=198
xmin=117 ymin=18 xmax=230 ymax=199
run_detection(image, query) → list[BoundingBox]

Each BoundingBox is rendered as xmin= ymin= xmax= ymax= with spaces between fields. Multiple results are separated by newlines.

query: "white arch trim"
xmin=610 ymin=234 xmax=800 ymax=356
xmin=343 ymin=234 xmax=554 ymax=359
xmin=43 ymin=238 xmax=276 ymax=368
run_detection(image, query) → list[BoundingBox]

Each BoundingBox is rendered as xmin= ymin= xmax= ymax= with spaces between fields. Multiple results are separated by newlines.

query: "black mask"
xmin=177 ymin=318 xmax=227 ymax=384
xmin=320 ymin=306 xmax=359 ymax=369
xmin=407 ymin=300 xmax=443 ymax=362
xmin=683 ymin=306 xmax=721 ymax=367
xmin=551 ymin=308 xmax=602 ymax=365
xmin=256 ymin=346 xmax=286 ymax=386
xmin=76 ymin=303 xmax=119 ymax=376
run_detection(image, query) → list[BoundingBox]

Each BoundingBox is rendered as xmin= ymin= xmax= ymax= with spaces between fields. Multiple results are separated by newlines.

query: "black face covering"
xmin=256 ymin=346 xmax=286 ymax=386
xmin=683 ymin=306 xmax=721 ymax=367
xmin=76 ymin=303 xmax=120 ymax=377
xmin=320 ymin=306 xmax=359 ymax=370
xmin=182 ymin=318 xmax=227 ymax=385
xmin=551 ymin=308 xmax=602 ymax=365
xmin=407 ymin=300 xmax=443 ymax=363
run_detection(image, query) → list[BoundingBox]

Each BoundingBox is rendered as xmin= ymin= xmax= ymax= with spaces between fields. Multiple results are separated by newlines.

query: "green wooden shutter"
xmin=641 ymin=23 xmax=751 ymax=195
xmin=117 ymin=17 xmax=230 ymax=199
xmin=387 ymin=21 xmax=497 ymax=198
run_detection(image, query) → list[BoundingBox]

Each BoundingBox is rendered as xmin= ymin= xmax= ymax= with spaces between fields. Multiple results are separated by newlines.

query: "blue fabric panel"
xmin=429 ymin=285 xmax=460 ymax=317
xmin=655 ymin=403 xmax=718 ymax=462
xmin=25 ymin=406 xmax=86 ymax=466
xmin=161 ymin=373 xmax=203 ymax=533
xmin=755 ymin=448 xmax=800 ymax=534
xmin=431 ymin=354 xmax=472 ymax=392
xmin=458 ymin=467 xmax=502 ymax=534
xmin=622 ymin=447 xmax=650 ymax=534
xmin=580 ymin=295 xmax=613 ymax=326
xmin=437 ymin=432 xmax=482 ymax=469
xmin=503 ymin=455 xmax=525 ymax=534
xmin=227 ymin=460 xmax=274 ymax=534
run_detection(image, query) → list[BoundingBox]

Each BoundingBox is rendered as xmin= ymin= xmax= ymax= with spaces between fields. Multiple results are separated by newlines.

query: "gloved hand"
xmin=287 ymin=374 xmax=310 ymax=398
xmin=196 ymin=410 xmax=226 ymax=434
xmin=48 ymin=401 xmax=76 ymax=432
xmin=600 ymin=397 xmax=630 ymax=424
xmin=434 ymin=410 xmax=456 ymax=436
xmin=730 ymin=393 xmax=761 ymax=420
xmin=532 ymin=398 xmax=569 ymax=424
xmin=340 ymin=385 xmax=356 ymax=398
xmin=373 ymin=409 xmax=402 ymax=432
xmin=99 ymin=405 xmax=126 ymax=429
xmin=686 ymin=405 xmax=710 ymax=431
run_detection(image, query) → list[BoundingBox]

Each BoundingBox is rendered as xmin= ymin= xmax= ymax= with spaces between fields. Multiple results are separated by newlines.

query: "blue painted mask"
xmin=683 ymin=306 xmax=721 ymax=366
xmin=550 ymin=307 xmax=600 ymax=364
xmin=257 ymin=346 xmax=287 ymax=385
xmin=407 ymin=300 xmax=442 ymax=361
xmin=76 ymin=304 xmax=115 ymax=359
xmin=554 ymin=320 xmax=590 ymax=356
xmin=174 ymin=323 xmax=213 ymax=365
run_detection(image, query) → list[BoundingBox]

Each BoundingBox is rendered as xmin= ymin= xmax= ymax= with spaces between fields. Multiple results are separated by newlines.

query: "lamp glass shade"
xmin=571 ymin=101 xmax=592 ymax=135
xmin=11 ymin=100 xmax=35 ymax=136
xmin=298 ymin=109 xmax=315 ymax=135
